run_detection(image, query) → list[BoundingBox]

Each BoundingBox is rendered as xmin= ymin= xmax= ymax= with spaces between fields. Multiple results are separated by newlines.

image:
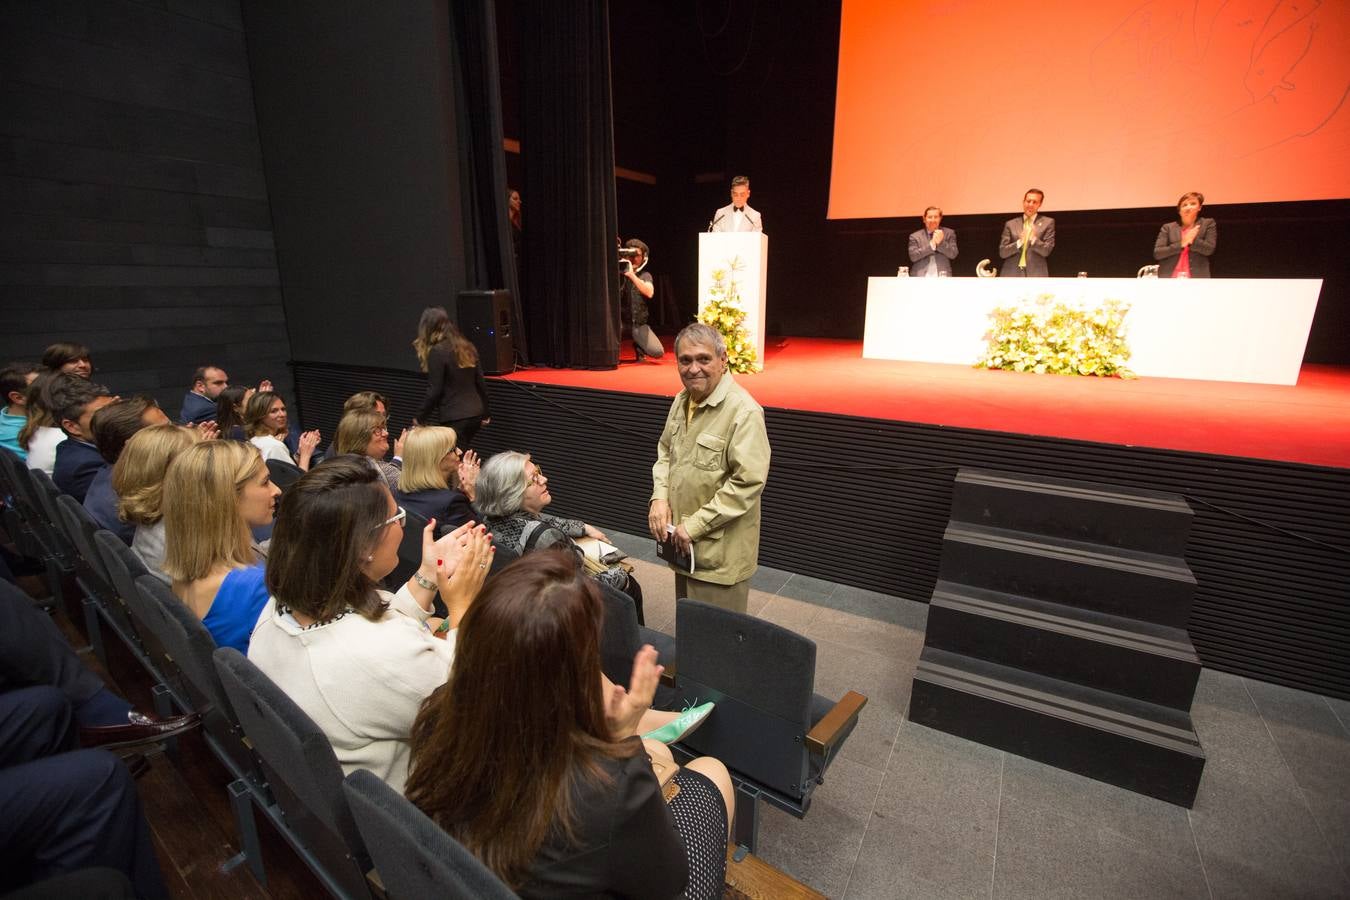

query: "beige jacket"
xmin=651 ymin=374 xmax=770 ymax=584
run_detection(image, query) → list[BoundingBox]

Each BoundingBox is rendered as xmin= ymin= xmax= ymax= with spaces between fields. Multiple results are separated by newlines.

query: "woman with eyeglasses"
xmin=394 ymin=426 xmax=480 ymax=533
xmin=161 ymin=441 xmax=280 ymax=653
xmin=334 ymin=408 xmax=404 ymax=490
xmin=244 ymin=390 xmax=321 ymax=470
xmin=248 ymin=455 xmax=493 ymax=792
xmin=476 ymin=451 xmax=647 ymax=625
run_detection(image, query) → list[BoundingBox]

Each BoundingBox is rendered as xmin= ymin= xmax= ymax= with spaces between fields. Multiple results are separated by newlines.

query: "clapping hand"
xmin=457 ymin=449 xmax=481 ymax=497
xmin=194 ymin=421 xmax=220 ymax=441
xmin=298 ymin=430 xmax=321 ymax=453
xmin=605 ymin=645 xmax=661 ymax=739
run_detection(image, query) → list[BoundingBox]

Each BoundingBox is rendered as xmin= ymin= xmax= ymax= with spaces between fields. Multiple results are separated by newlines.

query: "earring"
xmin=366 ymin=555 xmax=374 ymax=562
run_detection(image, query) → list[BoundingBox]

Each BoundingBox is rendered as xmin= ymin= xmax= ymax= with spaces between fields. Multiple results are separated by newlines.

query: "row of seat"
xmin=2 ymin=446 xmax=868 ymax=895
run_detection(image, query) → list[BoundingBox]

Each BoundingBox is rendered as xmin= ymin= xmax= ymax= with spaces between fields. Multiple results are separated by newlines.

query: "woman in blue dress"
xmin=161 ymin=440 xmax=280 ymax=652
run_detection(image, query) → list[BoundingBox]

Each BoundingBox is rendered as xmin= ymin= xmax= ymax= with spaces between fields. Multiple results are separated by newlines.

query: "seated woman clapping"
xmin=113 ymin=424 xmax=201 ymax=582
xmin=394 ymin=426 xmax=479 ymax=533
xmin=477 ymin=451 xmax=646 ymax=623
xmin=244 ymin=390 xmax=320 ymax=470
xmin=248 ymin=455 xmax=492 ymax=792
xmin=161 ymin=441 xmax=280 ymax=653
xmin=405 ymin=552 xmax=734 ymax=899
xmin=334 ymin=408 xmax=403 ymax=491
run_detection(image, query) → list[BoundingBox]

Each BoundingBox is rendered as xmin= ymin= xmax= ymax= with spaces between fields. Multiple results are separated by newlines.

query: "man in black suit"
xmin=48 ymin=374 xmax=114 ymax=502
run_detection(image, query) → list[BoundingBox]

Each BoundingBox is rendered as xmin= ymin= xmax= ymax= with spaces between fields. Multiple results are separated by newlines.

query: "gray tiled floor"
xmin=611 ymin=535 xmax=1350 ymax=900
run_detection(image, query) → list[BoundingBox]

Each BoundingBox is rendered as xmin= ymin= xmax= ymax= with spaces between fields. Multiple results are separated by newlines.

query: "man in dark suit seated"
xmin=0 ymin=580 xmax=198 ymax=899
xmin=179 ymin=365 xmax=230 ymax=426
xmin=49 ymin=375 xmax=116 ymax=502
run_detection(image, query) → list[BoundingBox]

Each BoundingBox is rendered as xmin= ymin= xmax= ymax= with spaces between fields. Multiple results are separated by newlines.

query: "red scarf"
xmin=1173 ymin=223 xmax=1193 ymax=278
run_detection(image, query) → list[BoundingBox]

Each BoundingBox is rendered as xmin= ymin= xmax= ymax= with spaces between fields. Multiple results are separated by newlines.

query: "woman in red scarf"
xmin=1154 ymin=191 xmax=1217 ymax=278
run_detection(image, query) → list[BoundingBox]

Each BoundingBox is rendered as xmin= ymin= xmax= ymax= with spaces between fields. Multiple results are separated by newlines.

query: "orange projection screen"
xmin=828 ymin=0 xmax=1350 ymax=218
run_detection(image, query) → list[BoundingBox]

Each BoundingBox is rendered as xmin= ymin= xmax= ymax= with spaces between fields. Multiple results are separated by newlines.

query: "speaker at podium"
xmin=456 ymin=289 xmax=514 ymax=375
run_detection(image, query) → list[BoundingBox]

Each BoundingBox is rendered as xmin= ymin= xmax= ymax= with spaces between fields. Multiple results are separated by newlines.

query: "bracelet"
xmin=411 ymin=570 xmax=436 ymax=591
xmin=435 ymin=618 xmax=451 ymax=635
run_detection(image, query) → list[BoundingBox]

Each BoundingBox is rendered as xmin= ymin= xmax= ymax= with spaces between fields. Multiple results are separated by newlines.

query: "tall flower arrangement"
xmin=699 ymin=257 xmax=759 ymax=373
xmin=978 ymin=295 xmax=1134 ymax=378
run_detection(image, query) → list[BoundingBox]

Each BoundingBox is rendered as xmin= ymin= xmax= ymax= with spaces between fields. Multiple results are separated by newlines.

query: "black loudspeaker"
xmin=456 ymin=289 xmax=514 ymax=374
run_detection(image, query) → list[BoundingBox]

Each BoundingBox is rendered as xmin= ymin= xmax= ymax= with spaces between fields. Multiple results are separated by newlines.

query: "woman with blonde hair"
xmin=412 ymin=306 xmax=491 ymax=447
xmin=334 ymin=408 xmax=403 ymax=489
xmin=161 ymin=441 xmax=280 ymax=652
xmin=394 ymin=426 xmax=480 ymax=532
xmin=243 ymin=390 xmax=320 ymax=470
xmin=113 ymin=424 xmax=200 ymax=582
xmin=18 ymin=372 xmax=66 ymax=475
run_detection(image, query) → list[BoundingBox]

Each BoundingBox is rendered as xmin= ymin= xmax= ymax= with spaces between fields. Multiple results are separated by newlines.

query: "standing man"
xmin=998 ymin=189 xmax=1056 ymax=276
xmin=907 ymin=206 xmax=959 ymax=277
xmin=649 ymin=323 xmax=770 ymax=613
xmin=180 ymin=365 xmax=229 ymax=425
xmin=709 ymin=176 xmax=763 ymax=233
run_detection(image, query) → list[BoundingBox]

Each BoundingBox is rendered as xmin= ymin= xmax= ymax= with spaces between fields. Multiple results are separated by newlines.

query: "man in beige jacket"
xmin=648 ymin=323 xmax=771 ymax=613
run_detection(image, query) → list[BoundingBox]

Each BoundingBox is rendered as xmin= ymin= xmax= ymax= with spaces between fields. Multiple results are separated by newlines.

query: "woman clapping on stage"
xmin=1154 ymin=191 xmax=1217 ymax=278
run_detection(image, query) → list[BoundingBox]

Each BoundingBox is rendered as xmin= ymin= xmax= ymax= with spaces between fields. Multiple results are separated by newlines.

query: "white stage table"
xmin=862 ymin=277 xmax=1323 ymax=385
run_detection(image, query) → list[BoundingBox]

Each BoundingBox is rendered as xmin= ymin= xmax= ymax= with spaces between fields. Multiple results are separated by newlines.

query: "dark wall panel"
xmin=0 ymin=0 xmax=291 ymax=411
xmin=293 ymin=362 xmax=1350 ymax=701
xmin=240 ymin=0 xmax=468 ymax=373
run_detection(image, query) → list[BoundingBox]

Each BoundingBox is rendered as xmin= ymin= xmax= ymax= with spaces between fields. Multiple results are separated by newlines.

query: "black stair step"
xmin=926 ymin=581 xmax=1201 ymax=709
xmin=909 ymin=647 xmax=1206 ymax=807
xmin=940 ymin=523 xmax=1196 ymax=628
xmin=950 ymin=468 xmax=1193 ymax=555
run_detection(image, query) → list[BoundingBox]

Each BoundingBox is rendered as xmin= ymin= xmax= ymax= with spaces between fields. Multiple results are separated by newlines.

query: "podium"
xmin=697 ymin=232 xmax=767 ymax=371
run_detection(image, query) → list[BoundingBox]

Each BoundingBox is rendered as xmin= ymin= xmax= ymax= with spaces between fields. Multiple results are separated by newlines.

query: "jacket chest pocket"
xmin=691 ymin=433 xmax=727 ymax=471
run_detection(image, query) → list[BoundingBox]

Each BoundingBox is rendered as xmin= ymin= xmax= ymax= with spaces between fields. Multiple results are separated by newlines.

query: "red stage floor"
xmin=500 ymin=338 xmax=1350 ymax=469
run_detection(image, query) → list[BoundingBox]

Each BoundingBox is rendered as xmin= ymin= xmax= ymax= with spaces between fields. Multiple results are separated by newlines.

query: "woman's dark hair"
xmin=413 ymin=306 xmax=479 ymax=371
xmin=41 ymin=342 xmax=91 ymax=373
xmin=1177 ymin=191 xmax=1205 ymax=212
xmin=215 ymin=385 xmax=250 ymax=436
xmin=266 ymin=455 xmax=393 ymax=623
xmin=405 ymin=551 xmax=636 ymax=888
xmin=90 ymin=396 xmax=159 ymax=464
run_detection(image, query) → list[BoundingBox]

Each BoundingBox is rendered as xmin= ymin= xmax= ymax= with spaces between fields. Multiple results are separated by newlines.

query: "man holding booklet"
xmin=648 ymin=323 xmax=771 ymax=613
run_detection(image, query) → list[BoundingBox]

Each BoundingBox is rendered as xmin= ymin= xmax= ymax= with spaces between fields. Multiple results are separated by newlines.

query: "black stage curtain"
xmin=449 ymin=0 xmax=528 ymax=362
xmin=518 ymin=0 xmax=620 ymax=368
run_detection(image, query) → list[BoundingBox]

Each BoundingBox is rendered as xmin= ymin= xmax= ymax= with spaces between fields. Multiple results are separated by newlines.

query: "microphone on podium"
xmin=708 ymin=212 xmax=726 ymax=232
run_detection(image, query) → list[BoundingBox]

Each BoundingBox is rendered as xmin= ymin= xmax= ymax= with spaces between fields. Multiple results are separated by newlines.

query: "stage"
xmin=501 ymin=337 xmax=1350 ymax=470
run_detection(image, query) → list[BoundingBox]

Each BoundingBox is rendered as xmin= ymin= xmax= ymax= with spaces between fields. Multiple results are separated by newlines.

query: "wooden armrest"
xmin=724 ymin=844 xmax=825 ymax=899
xmin=804 ymin=690 xmax=867 ymax=757
xmin=659 ymin=660 xmax=677 ymax=688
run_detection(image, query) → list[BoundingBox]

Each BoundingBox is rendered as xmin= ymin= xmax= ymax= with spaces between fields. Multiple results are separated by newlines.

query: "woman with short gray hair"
xmin=477 ymin=451 xmax=646 ymax=623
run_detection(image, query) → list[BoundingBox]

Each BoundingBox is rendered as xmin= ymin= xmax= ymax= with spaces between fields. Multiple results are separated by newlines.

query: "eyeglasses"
xmin=527 ymin=466 xmax=546 ymax=486
xmin=372 ymin=506 xmax=407 ymax=531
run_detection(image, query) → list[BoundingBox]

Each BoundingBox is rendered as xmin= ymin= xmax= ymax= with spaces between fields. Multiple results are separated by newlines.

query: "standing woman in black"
xmin=412 ymin=307 xmax=491 ymax=448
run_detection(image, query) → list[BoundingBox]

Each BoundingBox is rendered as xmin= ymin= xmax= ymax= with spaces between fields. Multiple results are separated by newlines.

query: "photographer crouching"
xmin=619 ymin=238 xmax=664 ymax=363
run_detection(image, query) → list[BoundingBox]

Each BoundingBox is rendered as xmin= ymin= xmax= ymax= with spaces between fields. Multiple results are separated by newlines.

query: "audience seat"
xmin=343 ymin=769 xmax=517 ymax=900
xmin=93 ymin=532 xmax=177 ymax=696
xmin=55 ymin=497 xmax=143 ymax=668
xmin=597 ymin=581 xmax=678 ymax=710
xmin=670 ymin=599 xmax=867 ymax=852
xmin=1 ymin=459 xmax=76 ymax=617
xmin=126 ymin=573 xmax=268 ymax=882
xmin=213 ymin=646 xmax=376 ymax=900
xmin=265 ymin=458 xmax=305 ymax=491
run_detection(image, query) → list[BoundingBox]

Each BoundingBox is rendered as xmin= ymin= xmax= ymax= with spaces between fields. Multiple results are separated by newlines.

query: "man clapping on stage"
xmin=999 ymin=189 xmax=1055 ymax=276
xmin=907 ymin=206 xmax=958 ymax=277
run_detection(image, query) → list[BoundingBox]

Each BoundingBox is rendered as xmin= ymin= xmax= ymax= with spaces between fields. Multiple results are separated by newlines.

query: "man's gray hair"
xmin=474 ymin=450 xmax=531 ymax=518
xmin=674 ymin=323 xmax=727 ymax=358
